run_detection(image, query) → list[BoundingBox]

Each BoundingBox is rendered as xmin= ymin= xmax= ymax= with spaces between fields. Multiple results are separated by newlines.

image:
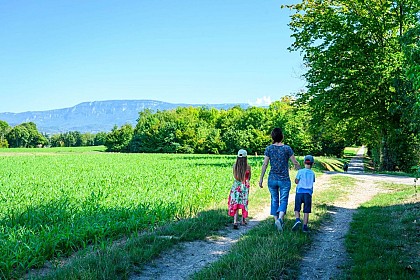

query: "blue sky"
xmin=0 ymin=0 xmax=305 ymax=113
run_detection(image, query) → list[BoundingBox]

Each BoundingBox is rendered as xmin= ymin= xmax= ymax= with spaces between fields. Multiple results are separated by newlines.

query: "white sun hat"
xmin=237 ymin=149 xmax=247 ymax=157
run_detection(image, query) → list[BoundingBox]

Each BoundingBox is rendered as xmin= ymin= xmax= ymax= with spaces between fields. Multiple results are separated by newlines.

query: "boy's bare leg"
xmin=294 ymin=211 xmax=300 ymax=219
xmin=303 ymin=213 xmax=309 ymax=225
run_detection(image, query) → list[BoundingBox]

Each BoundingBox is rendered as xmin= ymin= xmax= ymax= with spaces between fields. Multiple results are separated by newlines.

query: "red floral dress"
xmin=228 ymin=170 xmax=250 ymax=218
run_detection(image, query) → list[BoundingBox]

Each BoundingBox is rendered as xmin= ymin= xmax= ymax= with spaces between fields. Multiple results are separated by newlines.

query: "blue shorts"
xmin=294 ymin=193 xmax=312 ymax=213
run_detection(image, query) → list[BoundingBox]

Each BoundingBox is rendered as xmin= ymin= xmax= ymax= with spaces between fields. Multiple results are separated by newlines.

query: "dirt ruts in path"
xmin=131 ymin=205 xmax=271 ymax=280
xmin=297 ymin=178 xmax=381 ymax=280
xmin=131 ymin=175 xmax=333 ymax=280
xmin=297 ymin=146 xmax=414 ymax=279
xmin=298 ymin=146 xmax=372 ymax=280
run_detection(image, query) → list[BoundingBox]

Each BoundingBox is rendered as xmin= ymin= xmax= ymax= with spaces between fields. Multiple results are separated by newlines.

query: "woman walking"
xmin=259 ymin=128 xmax=300 ymax=231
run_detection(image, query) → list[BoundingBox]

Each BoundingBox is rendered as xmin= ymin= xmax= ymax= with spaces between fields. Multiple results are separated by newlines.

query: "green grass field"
xmin=0 ymin=146 xmax=369 ymax=279
xmin=0 ymin=148 xmax=239 ymax=278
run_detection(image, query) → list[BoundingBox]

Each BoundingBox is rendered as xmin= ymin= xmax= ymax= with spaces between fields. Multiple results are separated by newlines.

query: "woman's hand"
xmin=259 ymin=178 xmax=264 ymax=188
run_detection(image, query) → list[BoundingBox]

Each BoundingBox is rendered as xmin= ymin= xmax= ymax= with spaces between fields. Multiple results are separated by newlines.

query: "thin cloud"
xmin=249 ymin=96 xmax=272 ymax=107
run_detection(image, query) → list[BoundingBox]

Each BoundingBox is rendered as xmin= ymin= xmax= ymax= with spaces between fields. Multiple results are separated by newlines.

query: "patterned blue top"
xmin=295 ymin=168 xmax=315 ymax=195
xmin=264 ymin=144 xmax=294 ymax=181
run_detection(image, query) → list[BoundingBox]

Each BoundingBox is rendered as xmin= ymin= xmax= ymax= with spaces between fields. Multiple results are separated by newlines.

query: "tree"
xmin=6 ymin=122 xmax=47 ymax=148
xmin=0 ymin=120 xmax=10 ymax=148
xmin=62 ymin=132 xmax=77 ymax=147
xmin=105 ymin=124 xmax=134 ymax=152
xmin=50 ymin=134 xmax=64 ymax=147
xmin=7 ymin=125 xmax=30 ymax=147
xmin=94 ymin=132 xmax=107 ymax=146
xmin=285 ymin=0 xmax=420 ymax=171
xmin=130 ymin=109 xmax=173 ymax=153
xmin=20 ymin=122 xmax=48 ymax=147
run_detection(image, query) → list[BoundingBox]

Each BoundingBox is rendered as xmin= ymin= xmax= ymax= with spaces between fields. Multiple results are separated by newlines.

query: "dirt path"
xmin=131 ymin=175 xmax=333 ymax=280
xmin=297 ymin=176 xmax=380 ymax=279
xmin=298 ymin=146 xmax=414 ymax=279
xmin=132 ymin=211 xmax=268 ymax=280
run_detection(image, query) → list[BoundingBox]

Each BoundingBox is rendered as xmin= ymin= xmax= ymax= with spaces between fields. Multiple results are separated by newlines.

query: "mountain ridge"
xmin=0 ymin=100 xmax=248 ymax=134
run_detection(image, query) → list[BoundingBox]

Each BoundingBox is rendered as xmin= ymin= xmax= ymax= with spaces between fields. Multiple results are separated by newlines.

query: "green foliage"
xmin=0 ymin=120 xmax=10 ymax=148
xmin=4 ymin=98 xmax=351 ymax=158
xmin=0 ymin=138 xmax=8 ymax=148
xmin=104 ymin=124 xmax=134 ymax=152
xmin=125 ymin=99 xmax=338 ymax=156
xmin=93 ymin=132 xmax=107 ymax=146
xmin=285 ymin=0 xmax=420 ymax=172
xmin=49 ymin=131 xmax=107 ymax=147
xmin=5 ymin=122 xmax=47 ymax=148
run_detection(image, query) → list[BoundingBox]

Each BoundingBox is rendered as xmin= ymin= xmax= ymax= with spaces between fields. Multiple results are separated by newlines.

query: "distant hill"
xmin=0 ymin=100 xmax=248 ymax=134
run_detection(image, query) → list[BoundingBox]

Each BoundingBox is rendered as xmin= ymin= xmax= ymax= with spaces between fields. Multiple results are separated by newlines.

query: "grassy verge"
xmin=190 ymin=175 xmax=356 ymax=279
xmin=0 ymin=146 xmax=107 ymax=154
xmin=342 ymin=182 xmax=419 ymax=279
xmin=344 ymin=147 xmax=360 ymax=157
xmin=28 ymin=209 xmax=232 ymax=279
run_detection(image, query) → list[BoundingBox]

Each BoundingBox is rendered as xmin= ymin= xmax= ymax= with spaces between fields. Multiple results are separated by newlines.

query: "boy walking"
xmin=292 ymin=155 xmax=315 ymax=233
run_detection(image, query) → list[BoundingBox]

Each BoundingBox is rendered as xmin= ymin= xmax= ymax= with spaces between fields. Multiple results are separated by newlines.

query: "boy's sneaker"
xmin=292 ymin=220 xmax=302 ymax=231
xmin=302 ymin=225 xmax=310 ymax=233
xmin=275 ymin=219 xmax=284 ymax=231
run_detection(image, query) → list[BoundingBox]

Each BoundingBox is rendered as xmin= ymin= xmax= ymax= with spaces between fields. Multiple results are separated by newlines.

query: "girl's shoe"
xmin=241 ymin=218 xmax=248 ymax=226
xmin=233 ymin=223 xmax=239 ymax=229
xmin=275 ymin=219 xmax=284 ymax=231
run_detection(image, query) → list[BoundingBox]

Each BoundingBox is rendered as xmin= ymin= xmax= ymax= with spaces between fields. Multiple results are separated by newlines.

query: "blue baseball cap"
xmin=304 ymin=155 xmax=314 ymax=164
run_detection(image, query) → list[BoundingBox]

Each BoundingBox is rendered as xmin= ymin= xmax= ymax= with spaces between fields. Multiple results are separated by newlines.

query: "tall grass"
xmin=343 ymin=182 xmax=419 ymax=279
xmin=34 ymin=209 xmax=233 ymax=280
xmin=0 ymin=151 xmax=235 ymax=278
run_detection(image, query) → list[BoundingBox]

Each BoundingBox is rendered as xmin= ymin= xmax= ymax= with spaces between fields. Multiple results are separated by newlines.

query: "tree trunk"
xmin=380 ymin=131 xmax=398 ymax=171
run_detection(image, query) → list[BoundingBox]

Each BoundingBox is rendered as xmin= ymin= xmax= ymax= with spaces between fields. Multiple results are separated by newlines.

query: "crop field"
xmin=0 ymin=147 xmax=260 ymax=278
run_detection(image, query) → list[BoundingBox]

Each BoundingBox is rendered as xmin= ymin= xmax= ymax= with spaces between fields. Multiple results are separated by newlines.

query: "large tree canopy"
xmin=113 ymin=99 xmax=323 ymax=156
xmin=285 ymin=0 xmax=420 ymax=171
xmin=5 ymin=122 xmax=47 ymax=148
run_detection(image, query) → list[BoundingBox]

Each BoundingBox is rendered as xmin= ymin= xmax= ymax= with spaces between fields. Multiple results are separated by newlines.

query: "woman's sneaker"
xmin=275 ymin=219 xmax=284 ymax=231
xmin=292 ymin=220 xmax=302 ymax=231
